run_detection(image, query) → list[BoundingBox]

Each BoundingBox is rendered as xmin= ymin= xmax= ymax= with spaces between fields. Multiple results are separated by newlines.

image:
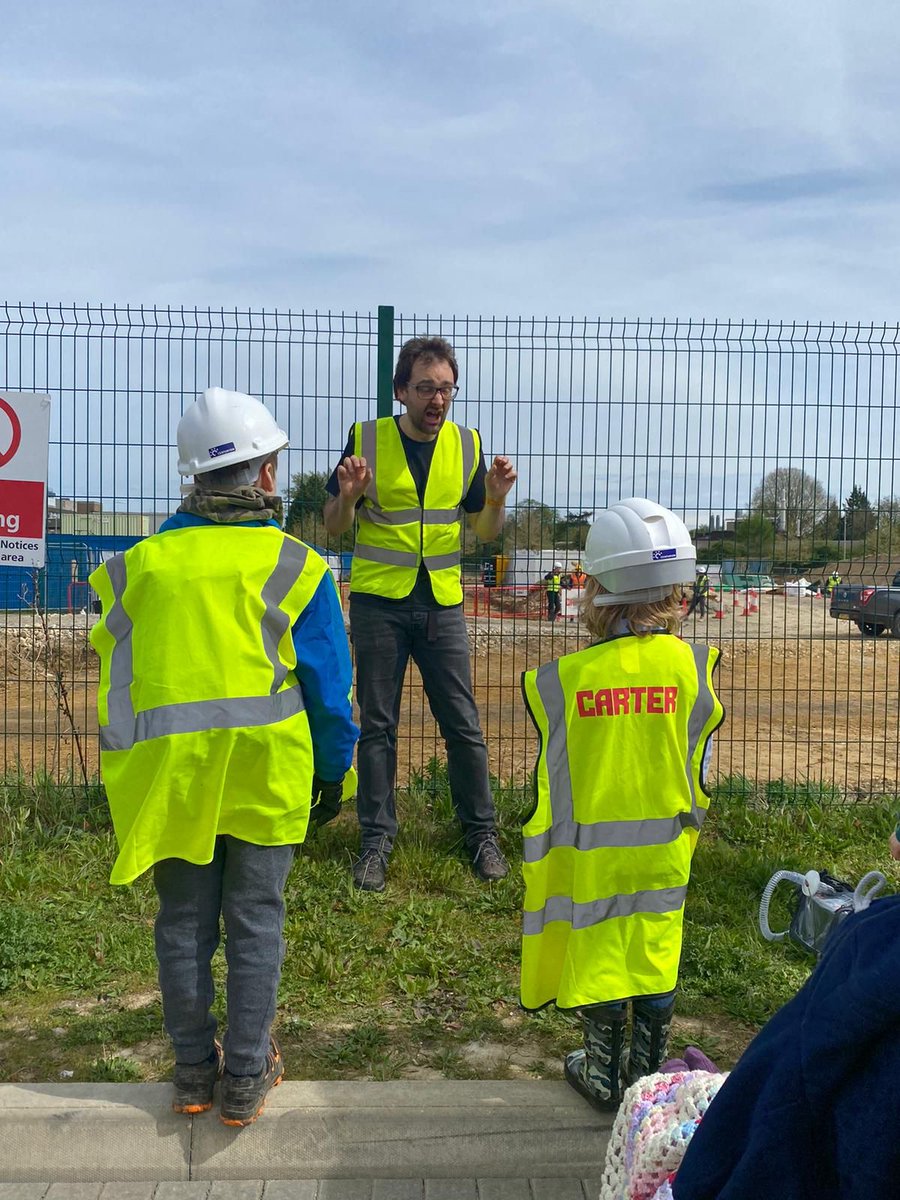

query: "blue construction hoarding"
xmin=0 ymin=533 xmax=143 ymax=611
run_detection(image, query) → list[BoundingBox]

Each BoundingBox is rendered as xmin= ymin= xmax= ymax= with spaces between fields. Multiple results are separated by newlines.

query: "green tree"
xmin=731 ymin=513 xmax=776 ymax=557
xmin=751 ymin=468 xmax=829 ymax=538
xmin=873 ymin=495 xmax=900 ymax=557
xmin=841 ymin=484 xmax=872 ymax=542
xmin=503 ymin=499 xmax=558 ymax=551
xmin=816 ymin=499 xmax=843 ymax=540
xmin=553 ymin=510 xmax=592 ymax=551
xmin=284 ymin=470 xmax=354 ymax=553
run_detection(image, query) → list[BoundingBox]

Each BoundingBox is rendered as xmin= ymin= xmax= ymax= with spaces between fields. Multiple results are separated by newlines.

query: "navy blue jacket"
xmin=674 ymin=894 xmax=900 ymax=1199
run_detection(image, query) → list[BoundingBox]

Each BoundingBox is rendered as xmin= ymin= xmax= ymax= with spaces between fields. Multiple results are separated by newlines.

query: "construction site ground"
xmin=4 ymin=586 xmax=899 ymax=796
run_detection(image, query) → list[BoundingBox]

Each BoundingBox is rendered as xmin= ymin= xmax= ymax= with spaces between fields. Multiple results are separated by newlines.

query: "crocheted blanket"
xmin=599 ymin=1070 xmax=727 ymax=1200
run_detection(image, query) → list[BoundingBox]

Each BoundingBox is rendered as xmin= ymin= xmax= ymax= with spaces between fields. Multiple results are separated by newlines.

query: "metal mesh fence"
xmin=2 ymin=302 xmax=899 ymax=800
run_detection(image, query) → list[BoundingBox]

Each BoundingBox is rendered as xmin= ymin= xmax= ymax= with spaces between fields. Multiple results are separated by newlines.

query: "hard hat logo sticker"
xmin=652 ymin=548 xmax=676 ymax=561
xmin=208 ymin=442 xmax=236 ymax=458
xmin=0 ymin=397 xmax=23 ymax=468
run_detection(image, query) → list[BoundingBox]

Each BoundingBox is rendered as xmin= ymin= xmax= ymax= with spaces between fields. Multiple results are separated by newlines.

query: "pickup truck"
xmin=829 ymin=572 xmax=900 ymax=637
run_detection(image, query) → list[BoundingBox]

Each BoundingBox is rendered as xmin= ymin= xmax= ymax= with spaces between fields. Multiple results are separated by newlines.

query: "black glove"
xmin=309 ymin=774 xmax=344 ymax=828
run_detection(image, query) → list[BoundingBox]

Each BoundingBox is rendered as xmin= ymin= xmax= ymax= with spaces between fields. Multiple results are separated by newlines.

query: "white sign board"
xmin=0 ymin=392 xmax=52 ymax=569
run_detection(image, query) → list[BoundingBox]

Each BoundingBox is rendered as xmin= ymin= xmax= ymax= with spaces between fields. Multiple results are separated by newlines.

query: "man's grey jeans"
xmin=349 ymin=598 xmax=497 ymax=857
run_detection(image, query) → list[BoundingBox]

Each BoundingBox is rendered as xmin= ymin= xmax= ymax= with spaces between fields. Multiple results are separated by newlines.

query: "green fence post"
xmin=377 ymin=305 xmax=395 ymax=418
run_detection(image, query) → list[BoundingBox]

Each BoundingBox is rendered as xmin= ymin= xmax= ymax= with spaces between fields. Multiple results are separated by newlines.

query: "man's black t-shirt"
xmin=326 ymin=416 xmax=487 ymax=610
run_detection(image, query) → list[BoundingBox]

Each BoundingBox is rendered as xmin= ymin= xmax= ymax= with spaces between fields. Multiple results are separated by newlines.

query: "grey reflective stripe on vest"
xmin=360 ymin=422 xmax=379 ymax=506
xmin=354 ymin=544 xmax=419 ymax=567
xmin=523 ymin=810 xmax=700 ymax=863
xmin=686 ymin=644 xmax=717 ymax=816
xmin=100 ymin=687 xmax=306 ymax=752
xmin=358 ymin=506 xmax=421 ymax=527
xmin=358 ymin=506 xmax=462 ymax=527
xmin=523 ymin=885 xmax=688 ymax=936
xmin=423 ymin=551 xmax=461 ymax=570
xmin=104 ymin=553 xmax=135 ymax=730
xmin=100 ymin=543 xmax=308 ymax=752
xmin=459 ymin=426 xmax=476 ymax=491
xmin=523 ymin=647 xmax=714 ymax=865
xmin=260 ymin=538 xmax=309 ymax=693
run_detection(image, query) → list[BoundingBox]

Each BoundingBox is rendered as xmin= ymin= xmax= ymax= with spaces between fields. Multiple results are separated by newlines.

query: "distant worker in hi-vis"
xmin=90 ymin=388 xmax=358 ymax=1127
xmin=519 ymin=498 xmax=724 ymax=1111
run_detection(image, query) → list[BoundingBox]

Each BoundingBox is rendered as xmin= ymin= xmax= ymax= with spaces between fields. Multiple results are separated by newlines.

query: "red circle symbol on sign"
xmin=0 ymin=397 xmax=22 ymax=468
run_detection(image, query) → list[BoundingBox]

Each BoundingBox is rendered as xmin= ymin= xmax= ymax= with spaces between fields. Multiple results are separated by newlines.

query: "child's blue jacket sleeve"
xmin=291 ymin=572 xmax=358 ymax=782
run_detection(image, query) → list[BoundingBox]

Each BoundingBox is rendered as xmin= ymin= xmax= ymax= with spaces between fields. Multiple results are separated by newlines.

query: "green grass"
xmin=0 ymin=767 xmax=895 ymax=1083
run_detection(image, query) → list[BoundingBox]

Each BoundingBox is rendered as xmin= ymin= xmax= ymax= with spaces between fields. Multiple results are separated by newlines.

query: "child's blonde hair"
xmin=579 ymin=576 xmax=684 ymax=641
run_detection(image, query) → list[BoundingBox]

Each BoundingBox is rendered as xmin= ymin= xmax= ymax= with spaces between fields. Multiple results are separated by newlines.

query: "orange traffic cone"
xmin=714 ymin=609 xmax=725 ymax=619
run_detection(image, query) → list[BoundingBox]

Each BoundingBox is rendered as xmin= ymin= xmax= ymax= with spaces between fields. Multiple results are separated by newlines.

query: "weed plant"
xmin=0 ymin=766 xmax=895 ymax=1084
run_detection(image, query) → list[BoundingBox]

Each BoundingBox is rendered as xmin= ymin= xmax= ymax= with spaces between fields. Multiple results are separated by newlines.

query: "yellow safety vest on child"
xmin=520 ymin=634 xmax=723 ymax=1010
xmin=90 ymin=525 xmax=327 ymax=884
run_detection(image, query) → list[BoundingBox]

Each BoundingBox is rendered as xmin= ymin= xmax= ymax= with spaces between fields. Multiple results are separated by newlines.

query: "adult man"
xmin=825 ymin=570 xmax=842 ymax=597
xmin=90 ymin=388 xmax=358 ymax=1126
xmin=686 ymin=570 xmax=711 ymax=617
xmin=543 ymin=562 xmax=566 ymax=621
xmin=324 ymin=335 xmax=516 ymax=892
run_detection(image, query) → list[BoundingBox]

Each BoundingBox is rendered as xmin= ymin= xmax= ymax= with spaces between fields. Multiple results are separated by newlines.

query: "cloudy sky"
xmin=3 ymin=0 xmax=899 ymax=321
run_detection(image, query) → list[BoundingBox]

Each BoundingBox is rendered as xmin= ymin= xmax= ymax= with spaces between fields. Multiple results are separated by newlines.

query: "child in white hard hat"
xmin=519 ymin=498 xmax=724 ymax=1110
xmin=90 ymin=388 xmax=359 ymax=1127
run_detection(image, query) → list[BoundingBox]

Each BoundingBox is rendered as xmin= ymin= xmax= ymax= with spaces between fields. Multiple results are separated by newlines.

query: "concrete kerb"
xmin=0 ymin=1081 xmax=612 ymax=1184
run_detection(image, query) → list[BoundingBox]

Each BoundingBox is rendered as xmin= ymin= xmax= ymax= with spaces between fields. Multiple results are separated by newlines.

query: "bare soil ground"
xmin=4 ymin=591 xmax=899 ymax=795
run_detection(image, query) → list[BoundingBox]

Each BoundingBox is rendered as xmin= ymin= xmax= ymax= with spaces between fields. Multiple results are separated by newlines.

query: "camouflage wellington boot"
xmin=626 ymin=997 xmax=676 ymax=1086
xmin=564 ymin=1005 xmax=628 ymax=1111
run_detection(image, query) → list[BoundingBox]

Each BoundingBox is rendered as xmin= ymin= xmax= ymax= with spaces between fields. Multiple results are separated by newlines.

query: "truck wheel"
xmin=892 ymin=613 xmax=900 ymax=639
xmin=858 ymin=621 xmax=886 ymax=637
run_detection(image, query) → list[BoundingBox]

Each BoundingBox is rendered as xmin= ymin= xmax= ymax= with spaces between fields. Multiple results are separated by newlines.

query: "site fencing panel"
xmin=3 ymin=302 xmax=899 ymax=801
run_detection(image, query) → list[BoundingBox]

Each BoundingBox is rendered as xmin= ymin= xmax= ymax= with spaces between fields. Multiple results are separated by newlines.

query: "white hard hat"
xmin=583 ymin=497 xmax=696 ymax=607
xmin=176 ymin=387 xmax=288 ymax=476
xmin=553 ymin=562 xmax=563 ymax=570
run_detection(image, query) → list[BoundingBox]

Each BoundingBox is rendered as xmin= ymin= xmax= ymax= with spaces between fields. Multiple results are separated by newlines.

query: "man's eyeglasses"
xmin=411 ymin=383 xmax=459 ymax=400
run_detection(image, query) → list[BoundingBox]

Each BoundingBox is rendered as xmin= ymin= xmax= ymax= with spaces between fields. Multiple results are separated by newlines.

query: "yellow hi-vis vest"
xmin=89 ymin=525 xmax=328 ymax=885
xmin=520 ymin=634 xmax=723 ymax=1010
xmin=547 ymin=573 xmax=562 ymax=593
xmin=350 ymin=417 xmax=480 ymax=606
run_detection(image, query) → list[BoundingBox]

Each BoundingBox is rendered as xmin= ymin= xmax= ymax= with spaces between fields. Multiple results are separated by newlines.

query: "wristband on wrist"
xmin=485 ymin=496 xmax=505 ymax=508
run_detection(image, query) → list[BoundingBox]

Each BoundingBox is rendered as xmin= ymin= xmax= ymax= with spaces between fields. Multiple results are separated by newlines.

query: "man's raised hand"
xmin=336 ymin=455 xmax=372 ymax=502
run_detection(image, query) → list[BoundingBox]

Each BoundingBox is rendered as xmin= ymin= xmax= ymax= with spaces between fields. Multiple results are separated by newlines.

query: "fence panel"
xmin=2 ymin=304 xmax=898 ymax=800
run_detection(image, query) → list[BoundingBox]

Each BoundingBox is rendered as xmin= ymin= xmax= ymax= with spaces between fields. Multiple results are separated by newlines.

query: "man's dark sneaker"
xmin=172 ymin=1039 xmax=223 ymax=1114
xmin=220 ymin=1037 xmax=284 ymax=1127
xmin=471 ymin=833 xmax=509 ymax=882
xmin=352 ymin=847 xmax=387 ymax=892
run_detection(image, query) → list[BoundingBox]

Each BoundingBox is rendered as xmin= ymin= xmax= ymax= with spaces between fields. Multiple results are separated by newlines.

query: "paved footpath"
xmin=0 ymin=1081 xmax=610 ymax=1199
xmin=0 ymin=1180 xmax=602 ymax=1198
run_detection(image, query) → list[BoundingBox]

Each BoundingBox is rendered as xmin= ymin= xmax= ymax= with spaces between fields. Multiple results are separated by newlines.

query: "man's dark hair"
xmin=393 ymin=336 xmax=459 ymax=396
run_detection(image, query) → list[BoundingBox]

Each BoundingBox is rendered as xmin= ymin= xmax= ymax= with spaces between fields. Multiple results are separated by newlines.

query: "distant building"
xmin=47 ymin=496 xmax=160 ymax=538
